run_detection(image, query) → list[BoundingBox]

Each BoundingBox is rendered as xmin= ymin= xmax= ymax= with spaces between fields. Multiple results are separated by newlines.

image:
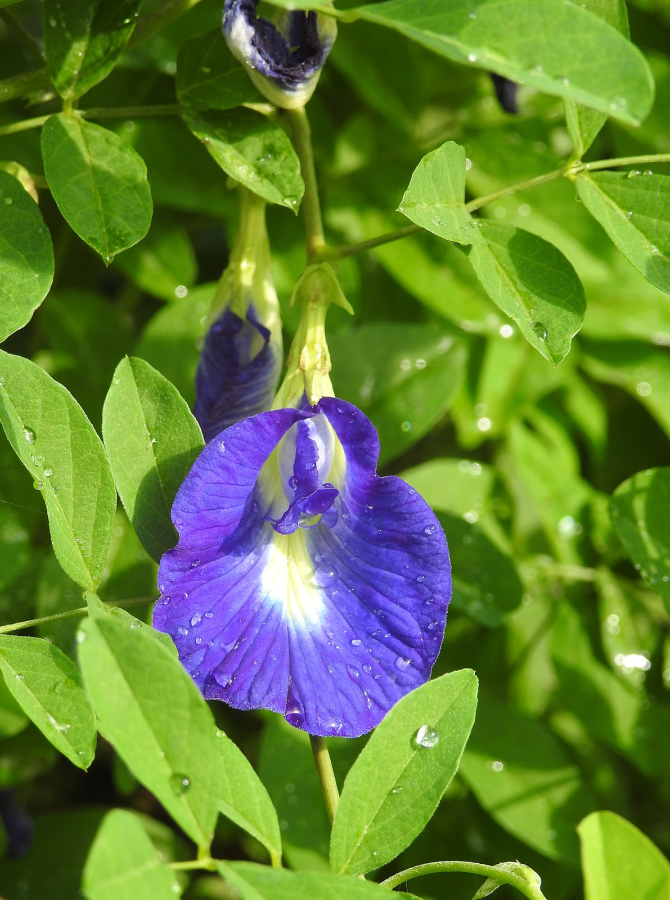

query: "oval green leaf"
xmin=0 ymin=634 xmax=96 ymax=769
xmin=0 ymin=350 xmax=116 ymax=591
xmin=0 ymin=170 xmax=54 ymax=344
xmin=330 ymin=669 xmax=478 ymax=875
xmin=183 ymin=109 xmax=304 ymax=211
xmin=41 ymin=114 xmax=153 ymax=262
xmin=102 ymin=357 xmax=204 ymax=562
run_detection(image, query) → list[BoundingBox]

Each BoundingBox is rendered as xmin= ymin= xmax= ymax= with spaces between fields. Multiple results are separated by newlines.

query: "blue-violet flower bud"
xmin=194 ymin=189 xmax=282 ymax=443
xmin=222 ymin=0 xmax=337 ymax=109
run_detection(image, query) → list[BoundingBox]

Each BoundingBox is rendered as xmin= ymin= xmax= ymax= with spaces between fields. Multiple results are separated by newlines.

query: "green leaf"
xmin=611 ymin=467 xmax=670 ymax=614
xmin=108 ymin=607 xmax=178 ymax=657
xmin=576 ymin=172 xmax=670 ymax=295
xmin=355 ymin=0 xmax=654 ymax=125
xmin=216 ymin=731 xmax=282 ymax=867
xmin=579 ymin=811 xmax=670 ymax=900
xmin=82 ymin=809 xmax=181 ymax=900
xmin=564 ymin=0 xmax=629 ymax=157
xmin=183 ymin=109 xmax=304 ymax=211
xmin=437 ymin=512 xmax=523 ymax=627
xmin=329 ymin=323 xmax=466 ymax=464
xmin=77 ymin=616 xmax=222 ymax=848
xmin=0 ymin=170 xmax=54 ymax=344
xmin=113 ymin=216 xmax=198 ymax=302
xmin=41 ymin=114 xmax=153 ymax=263
xmin=459 ymin=697 xmax=597 ymax=864
xmin=330 ymin=669 xmax=478 ymax=875
xmin=399 ymin=141 xmax=482 ymax=244
xmin=43 ymin=0 xmax=142 ymax=100
xmin=473 ymin=862 xmax=546 ymax=900
xmin=0 ymin=351 xmax=116 ymax=591
xmin=177 ymin=28 xmax=261 ymax=111
xmin=102 ymin=357 xmax=204 ymax=562
xmin=0 ymin=635 xmax=96 ymax=770
xmin=217 ymin=862 xmax=422 ymax=900
xmin=465 ymin=222 xmax=586 ymax=364
xmin=0 ymin=672 xmax=28 ymax=739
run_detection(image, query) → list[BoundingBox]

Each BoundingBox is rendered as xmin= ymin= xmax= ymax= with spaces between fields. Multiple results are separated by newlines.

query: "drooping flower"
xmin=155 ymin=266 xmax=451 ymax=737
xmin=194 ymin=189 xmax=282 ymax=442
xmin=222 ymin=0 xmax=337 ymax=110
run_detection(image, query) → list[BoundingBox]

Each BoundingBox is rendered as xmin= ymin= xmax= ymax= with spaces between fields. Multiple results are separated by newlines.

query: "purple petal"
xmin=155 ymin=400 xmax=450 ymax=737
xmin=194 ymin=306 xmax=282 ymax=443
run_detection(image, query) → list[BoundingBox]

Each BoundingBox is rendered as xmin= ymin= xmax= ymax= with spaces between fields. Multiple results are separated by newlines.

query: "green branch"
xmin=288 ymin=107 xmax=327 ymax=262
xmin=0 ymin=104 xmax=183 ymax=137
xmin=309 ymin=735 xmax=340 ymax=823
xmin=381 ymin=861 xmax=547 ymax=899
xmin=0 ymin=596 xmax=155 ymax=635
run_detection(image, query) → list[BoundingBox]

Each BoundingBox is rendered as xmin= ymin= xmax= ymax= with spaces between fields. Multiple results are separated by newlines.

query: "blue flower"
xmin=194 ymin=189 xmax=282 ymax=442
xmin=223 ymin=0 xmax=337 ymax=109
xmin=154 ymin=399 xmax=451 ymax=737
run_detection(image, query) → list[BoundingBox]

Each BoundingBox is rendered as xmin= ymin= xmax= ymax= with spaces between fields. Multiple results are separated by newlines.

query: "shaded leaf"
xmin=177 ymin=28 xmax=261 ymax=111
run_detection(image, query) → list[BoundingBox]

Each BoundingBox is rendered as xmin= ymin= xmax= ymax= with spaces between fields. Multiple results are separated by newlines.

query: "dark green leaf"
xmin=41 ymin=114 xmax=152 ymax=262
xmin=579 ymin=811 xmax=670 ymax=900
xmin=0 ymin=635 xmax=96 ymax=769
xmin=0 ymin=350 xmax=116 ymax=591
xmin=0 ymin=170 xmax=54 ymax=344
xmin=102 ymin=357 xmax=204 ymax=562
xmin=355 ymin=0 xmax=654 ymax=125
xmin=77 ymin=616 xmax=222 ymax=848
xmin=460 ymin=697 xmax=598 ymax=864
xmin=611 ymin=467 xmax=670 ymax=614
xmin=82 ymin=809 xmax=181 ymax=900
xmin=177 ymin=28 xmax=261 ymax=111
xmin=576 ymin=172 xmax=670 ymax=295
xmin=330 ymin=669 xmax=478 ymax=875
xmin=43 ymin=0 xmax=142 ymax=100
xmin=183 ymin=109 xmax=304 ymax=211
xmin=465 ymin=222 xmax=586 ymax=364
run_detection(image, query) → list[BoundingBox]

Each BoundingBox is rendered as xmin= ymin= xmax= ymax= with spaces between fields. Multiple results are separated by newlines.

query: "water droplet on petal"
xmin=395 ymin=656 xmax=412 ymax=671
xmin=190 ymin=612 xmax=202 ymax=627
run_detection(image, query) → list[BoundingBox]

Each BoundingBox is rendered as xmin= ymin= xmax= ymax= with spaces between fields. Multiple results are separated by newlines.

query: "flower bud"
xmin=222 ymin=0 xmax=337 ymax=110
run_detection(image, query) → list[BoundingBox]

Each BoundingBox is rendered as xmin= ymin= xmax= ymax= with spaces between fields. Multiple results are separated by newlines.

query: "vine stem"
xmin=309 ymin=735 xmax=340 ymax=823
xmin=323 ymin=151 xmax=670 ymax=262
xmin=0 ymin=104 xmax=183 ymax=137
xmin=0 ymin=596 xmax=155 ymax=635
xmin=381 ymin=861 xmax=547 ymax=899
xmin=288 ymin=107 xmax=327 ymax=262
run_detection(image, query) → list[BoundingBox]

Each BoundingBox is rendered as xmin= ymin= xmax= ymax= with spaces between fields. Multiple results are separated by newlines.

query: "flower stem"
xmin=0 ymin=596 xmax=155 ymax=635
xmin=288 ymin=107 xmax=327 ymax=262
xmin=170 ymin=857 xmax=218 ymax=871
xmin=381 ymin=861 xmax=547 ymax=899
xmin=325 ymin=151 xmax=670 ymax=262
xmin=309 ymin=735 xmax=339 ymax=823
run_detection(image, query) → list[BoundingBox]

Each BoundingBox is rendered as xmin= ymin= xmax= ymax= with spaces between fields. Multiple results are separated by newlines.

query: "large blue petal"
xmin=194 ymin=306 xmax=282 ymax=443
xmin=155 ymin=400 xmax=450 ymax=737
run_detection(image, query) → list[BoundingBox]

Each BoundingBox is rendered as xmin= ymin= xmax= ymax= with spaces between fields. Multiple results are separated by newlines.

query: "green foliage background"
xmin=0 ymin=0 xmax=670 ymax=898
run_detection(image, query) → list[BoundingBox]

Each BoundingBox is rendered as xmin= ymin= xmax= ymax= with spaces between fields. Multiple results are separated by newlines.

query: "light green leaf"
xmin=564 ymin=0 xmax=629 ymax=157
xmin=0 ymin=635 xmax=96 ymax=770
xmin=460 ymin=697 xmax=598 ymax=863
xmin=82 ymin=809 xmax=181 ymax=900
xmin=77 ymin=616 xmax=222 ymax=848
xmin=401 ymin=458 xmax=497 ymax=520
xmin=355 ymin=0 xmax=654 ymax=125
xmin=0 ymin=351 xmax=116 ymax=591
xmin=218 ymin=862 xmax=422 ymax=900
xmin=579 ymin=811 xmax=670 ymax=900
xmin=437 ymin=512 xmax=523 ymax=627
xmin=183 ymin=109 xmax=304 ymax=211
xmin=41 ymin=114 xmax=152 ymax=262
xmin=102 ymin=357 xmax=204 ymax=562
xmin=43 ymin=0 xmax=143 ymax=100
xmin=0 ymin=170 xmax=54 ymax=344
xmin=399 ymin=141 xmax=482 ymax=244
xmin=216 ymin=731 xmax=282 ymax=867
xmin=610 ymin=467 xmax=670 ymax=614
xmin=330 ymin=669 xmax=478 ymax=875
xmin=576 ymin=172 xmax=670 ymax=295
xmin=329 ymin=323 xmax=466 ymax=464
xmin=113 ymin=216 xmax=198 ymax=302
xmin=107 ymin=607 xmax=178 ymax=657
xmin=465 ymin=222 xmax=586 ymax=364
xmin=177 ymin=28 xmax=261 ymax=111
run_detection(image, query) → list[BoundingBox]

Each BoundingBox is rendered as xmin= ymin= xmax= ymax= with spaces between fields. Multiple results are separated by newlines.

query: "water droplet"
xmin=23 ymin=428 xmax=35 ymax=443
xmin=3 ymin=197 xmax=12 ymax=205
xmin=351 ymin=638 xmax=362 ymax=646
xmin=491 ymin=760 xmax=504 ymax=772
xmin=190 ymin=612 xmax=202 ymax=627
xmin=424 ymin=524 xmax=436 ymax=535
xmin=130 ymin=620 xmax=142 ymax=629
xmin=400 ymin=420 xmax=411 ymax=432
xmin=412 ymin=725 xmax=440 ymax=749
xmin=637 ymin=381 xmax=651 ymax=396
xmin=316 ymin=564 xmax=337 ymax=585
xmin=467 ymin=53 xmax=477 ymax=62
xmin=170 ymin=773 xmax=190 ymax=795
xmin=532 ymin=321 xmax=547 ymax=341
xmin=75 ymin=630 xmax=86 ymax=643
xmin=395 ymin=656 xmax=412 ymax=671
xmin=347 ymin=664 xmax=361 ymax=680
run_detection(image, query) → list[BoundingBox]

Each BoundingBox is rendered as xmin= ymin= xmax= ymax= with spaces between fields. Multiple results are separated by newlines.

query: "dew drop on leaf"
xmin=170 ymin=773 xmax=191 ymax=795
xmin=412 ymin=725 xmax=440 ymax=749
